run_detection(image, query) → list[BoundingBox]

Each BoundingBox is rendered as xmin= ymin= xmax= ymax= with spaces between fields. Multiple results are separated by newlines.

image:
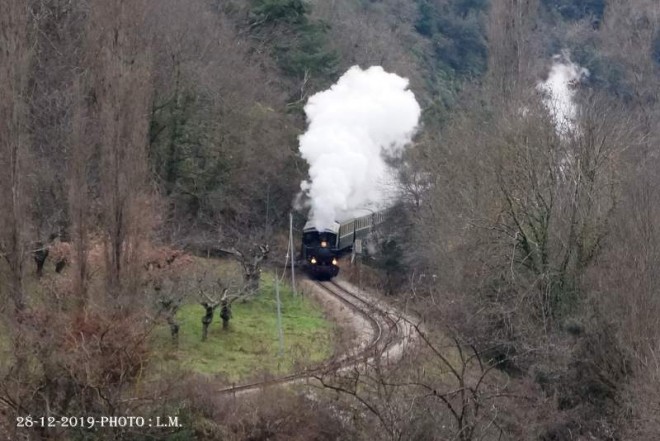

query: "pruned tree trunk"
xmin=167 ymin=317 xmax=180 ymax=342
xmin=222 ymin=244 xmax=269 ymax=296
xmin=245 ymin=268 xmax=261 ymax=295
xmin=200 ymin=302 xmax=218 ymax=342
xmin=33 ymin=243 xmax=49 ymax=277
xmin=159 ymin=297 xmax=180 ymax=343
xmin=220 ymin=290 xmax=232 ymax=330
xmin=55 ymin=258 xmax=67 ymax=273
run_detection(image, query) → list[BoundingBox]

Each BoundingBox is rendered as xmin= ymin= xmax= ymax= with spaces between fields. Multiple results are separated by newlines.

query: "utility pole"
xmin=275 ymin=278 xmax=284 ymax=357
xmin=289 ymin=212 xmax=296 ymax=296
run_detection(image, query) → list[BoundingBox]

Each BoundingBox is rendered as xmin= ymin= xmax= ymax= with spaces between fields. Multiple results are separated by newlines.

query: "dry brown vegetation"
xmin=390 ymin=1 xmax=660 ymax=439
xmin=0 ymin=0 xmax=659 ymax=439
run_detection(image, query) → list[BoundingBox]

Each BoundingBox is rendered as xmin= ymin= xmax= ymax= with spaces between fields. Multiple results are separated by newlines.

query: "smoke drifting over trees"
xmin=298 ymin=66 xmax=421 ymax=229
xmin=0 ymin=0 xmax=659 ymax=439
xmin=537 ymin=51 xmax=590 ymax=135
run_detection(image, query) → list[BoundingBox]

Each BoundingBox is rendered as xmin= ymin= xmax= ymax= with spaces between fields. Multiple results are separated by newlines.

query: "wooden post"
xmin=290 ymin=212 xmax=296 ymax=296
xmin=275 ymin=278 xmax=284 ymax=357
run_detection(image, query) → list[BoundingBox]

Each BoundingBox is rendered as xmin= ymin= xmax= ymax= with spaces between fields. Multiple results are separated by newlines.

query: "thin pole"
xmin=265 ymin=183 xmax=270 ymax=228
xmin=290 ymin=212 xmax=296 ymax=296
xmin=275 ymin=278 xmax=284 ymax=357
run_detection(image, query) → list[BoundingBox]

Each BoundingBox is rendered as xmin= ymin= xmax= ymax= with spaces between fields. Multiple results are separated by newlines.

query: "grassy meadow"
xmin=150 ymin=267 xmax=334 ymax=383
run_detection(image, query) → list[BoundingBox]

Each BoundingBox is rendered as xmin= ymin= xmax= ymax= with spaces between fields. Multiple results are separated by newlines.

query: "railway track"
xmin=216 ymin=278 xmax=407 ymax=395
xmin=321 ymin=280 xmax=403 ymax=354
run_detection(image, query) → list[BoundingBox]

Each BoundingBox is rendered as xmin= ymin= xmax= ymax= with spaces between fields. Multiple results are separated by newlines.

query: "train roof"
xmin=303 ymin=208 xmax=382 ymax=233
xmin=303 ymin=220 xmax=340 ymax=234
xmin=336 ymin=208 xmax=377 ymax=222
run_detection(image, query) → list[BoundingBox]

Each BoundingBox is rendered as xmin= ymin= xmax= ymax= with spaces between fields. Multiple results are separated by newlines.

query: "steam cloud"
xmin=298 ymin=66 xmax=421 ymax=230
xmin=537 ymin=50 xmax=589 ymax=136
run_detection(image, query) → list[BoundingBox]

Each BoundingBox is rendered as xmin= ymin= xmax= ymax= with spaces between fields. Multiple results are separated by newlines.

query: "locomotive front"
xmin=300 ymin=221 xmax=340 ymax=279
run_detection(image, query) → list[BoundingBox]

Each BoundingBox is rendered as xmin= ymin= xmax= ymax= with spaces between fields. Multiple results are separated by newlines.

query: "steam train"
xmin=300 ymin=209 xmax=385 ymax=279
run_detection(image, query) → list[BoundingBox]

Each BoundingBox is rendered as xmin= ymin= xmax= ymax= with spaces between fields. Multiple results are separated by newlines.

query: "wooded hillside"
xmin=1 ymin=0 xmax=659 ymax=439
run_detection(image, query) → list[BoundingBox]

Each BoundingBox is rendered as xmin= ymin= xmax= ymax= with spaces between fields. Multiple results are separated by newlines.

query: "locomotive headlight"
xmin=321 ymin=241 xmax=327 ymax=248
xmin=310 ymin=257 xmax=317 ymax=264
xmin=332 ymin=258 xmax=338 ymax=266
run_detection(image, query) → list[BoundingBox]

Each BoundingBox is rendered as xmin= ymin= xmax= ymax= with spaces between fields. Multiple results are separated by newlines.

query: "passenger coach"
xmin=300 ymin=209 xmax=385 ymax=279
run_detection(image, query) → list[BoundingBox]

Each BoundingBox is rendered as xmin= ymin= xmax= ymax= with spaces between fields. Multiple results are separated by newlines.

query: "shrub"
xmin=541 ymin=0 xmax=605 ymax=22
xmin=251 ymin=0 xmax=309 ymax=25
xmin=414 ymin=0 xmax=488 ymax=76
xmin=653 ymin=31 xmax=660 ymax=66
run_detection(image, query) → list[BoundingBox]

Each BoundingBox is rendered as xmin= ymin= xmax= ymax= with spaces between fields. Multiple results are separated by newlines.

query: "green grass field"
xmin=0 ymin=256 xmax=334 ymax=384
xmin=150 ymin=270 xmax=334 ymax=383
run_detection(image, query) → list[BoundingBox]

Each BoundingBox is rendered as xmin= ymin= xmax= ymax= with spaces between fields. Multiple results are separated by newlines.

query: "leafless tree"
xmin=222 ymin=243 xmax=270 ymax=295
xmin=148 ymin=0 xmax=302 ymax=237
xmin=198 ymin=278 xmax=224 ymax=342
xmin=67 ymin=80 xmax=93 ymax=307
xmin=487 ymin=0 xmax=541 ymax=99
xmin=88 ymin=0 xmax=153 ymax=303
xmin=315 ymin=324 xmax=523 ymax=441
xmin=0 ymin=0 xmax=31 ymax=315
xmin=196 ymin=272 xmax=254 ymax=341
xmin=155 ymin=280 xmax=182 ymax=342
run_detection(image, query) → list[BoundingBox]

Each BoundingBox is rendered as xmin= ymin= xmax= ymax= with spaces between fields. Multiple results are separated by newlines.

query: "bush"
xmin=251 ymin=0 xmax=309 ymax=25
xmin=653 ymin=31 xmax=660 ymax=66
xmin=433 ymin=14 xmax=487 ymax=75
xmin=569 ymin=43 xmax=632 ymax=99
xmin=541 ymin=0 xmax=605 ymax=22
xmin=275 ymin=22 xmax=339 ymax=79
xmin=250 ymin=0 xmax=338 ymax=83
xmin=414 ymin=0 xmax=488 ymax=76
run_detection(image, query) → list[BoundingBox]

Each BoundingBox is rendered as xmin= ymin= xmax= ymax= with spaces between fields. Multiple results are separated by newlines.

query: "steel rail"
xmin=215 ymin=278 xmax=400 ymax=395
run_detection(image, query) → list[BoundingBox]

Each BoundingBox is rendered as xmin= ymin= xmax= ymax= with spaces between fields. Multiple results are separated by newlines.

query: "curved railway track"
xmin=216 ymin=278 xmax=407 ymax=395
xmin=322 ymin=280 xmax=403 ymax=353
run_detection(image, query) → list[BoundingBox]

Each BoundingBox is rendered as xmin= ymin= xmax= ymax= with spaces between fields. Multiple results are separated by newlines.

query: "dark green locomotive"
xmin=300 ymin=209 xmax=385 ymax=279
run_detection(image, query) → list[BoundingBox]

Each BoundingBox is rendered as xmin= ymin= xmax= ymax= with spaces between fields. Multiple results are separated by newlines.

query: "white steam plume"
xmin=298 ymin=66 xmax=421 ymax=230
xmin=537 ymin=50 xmax=589 ymax=136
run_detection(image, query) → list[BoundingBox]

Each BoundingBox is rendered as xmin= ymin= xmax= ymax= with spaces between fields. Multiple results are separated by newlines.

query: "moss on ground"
xmin=150 ymin=269 xmax=334 ymax=383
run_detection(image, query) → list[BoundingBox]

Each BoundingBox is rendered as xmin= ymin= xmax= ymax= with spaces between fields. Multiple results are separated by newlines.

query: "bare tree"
xmin=155 ymin=280 xmax=182 ymax=342
xmin=223 ymin=243 xmax=270 ymax=295
xmin=196 ymin=273 xmax=252 ymax=341
xmin=148 ymin=0 xmax=303 ymax=238
xmin=315 ymin=325 xmax=520 ymax=441
xmin=487 ymin=0 xmax=541 ymax=99
xmin=88 ymin=0 xmax=153 ymax=303
xmin=198 ymin=280 xmax=223 ymax=342
xmin=489 ymin=93 xmax=636 ymax=321
xmin=67 ymin=80 xmax=93 ymax=307
xmin=0 ymin=0 xmax=30 ymax=314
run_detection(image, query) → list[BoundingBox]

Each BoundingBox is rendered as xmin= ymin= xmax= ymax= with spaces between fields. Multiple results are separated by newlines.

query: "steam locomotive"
xmin=300 ymin=209 xmax=385 ymax=279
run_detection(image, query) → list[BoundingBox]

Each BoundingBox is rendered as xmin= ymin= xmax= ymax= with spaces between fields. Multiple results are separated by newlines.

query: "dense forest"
xmin=1 ymin=0 xmax=659 ymax=439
